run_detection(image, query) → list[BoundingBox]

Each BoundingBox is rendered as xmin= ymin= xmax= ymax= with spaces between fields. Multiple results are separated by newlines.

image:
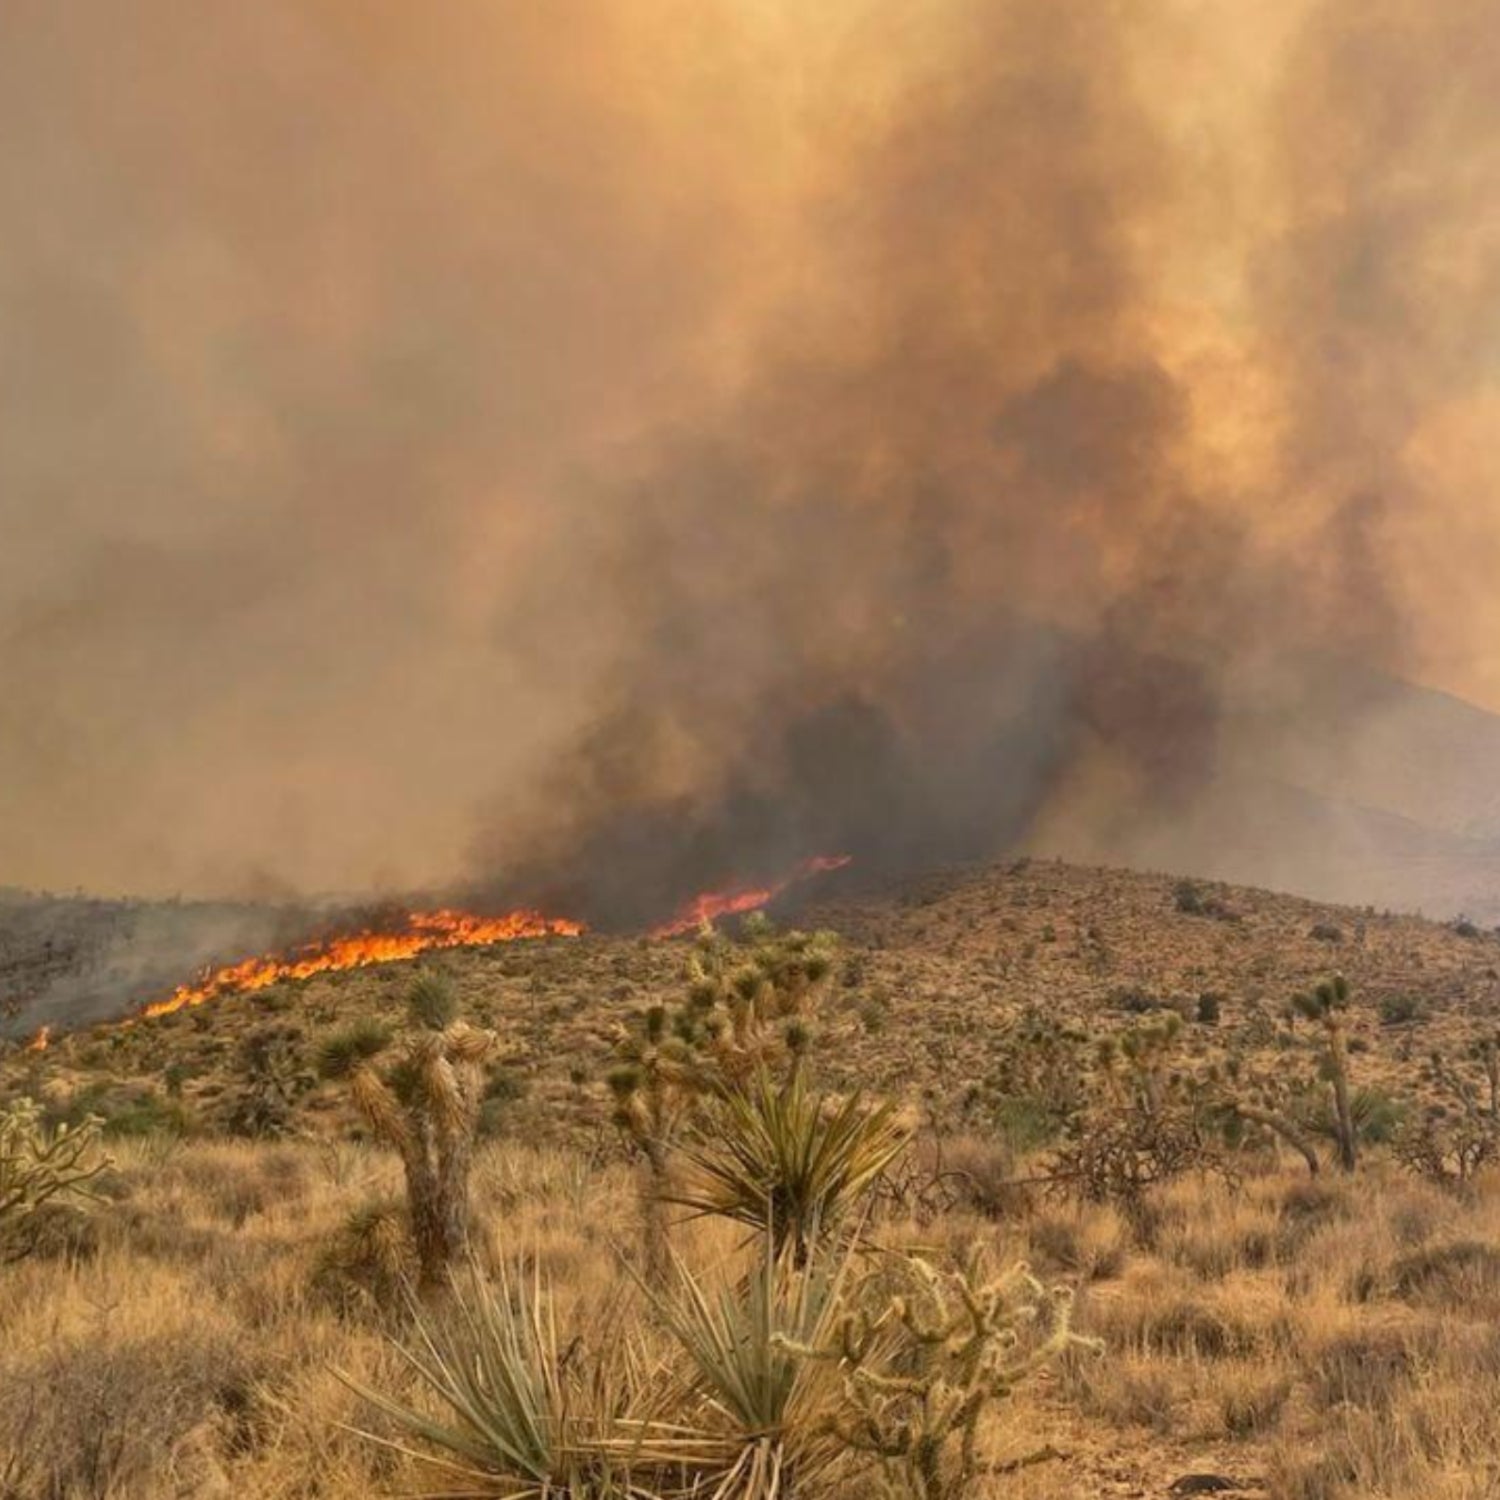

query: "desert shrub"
xmin=1066 ymin=1354 xmax=1179 ymax=1434
xmin=1027 ymin=1204 xmax=1129 ymax=1281
xmin=1046 ymin=1016 xmax=1230 ymax=1219
xmin=1129 ymin=1298 xmax=1258 ymax=1359
xmin=224 ymin=1024 xmax=313 ymax=1139
xmin=1390 ymin=1239 xmax=1500 ymax=1306
xmin=98 ymin=1087 xmax=193 ymax=1139
xmin=1220 ymin=1370 xmax=1291 ymax=1438
xmin=1379 ymin=993 xmax=1425 ymax=1027
xmin=1195 ymin=992 xmax=1223 ymax=1026
xmin=1309 ymin=922 xmax=1344 ymax=944
xmin=0 ymin=1321 xmax=263 ymax=1499
xmin=930 ymin=1136 xmax=1030 ymax=1221
xmin=1173 ymin=881 xmax=1237 ymax=921
xmin=476 ymin=1067 xmax=530 ymax=1139
xmin=1306 ymin=1329 xmax=1416 ymax=1411
xmin=989 ymin=1094 xmax=1061 ymax=1153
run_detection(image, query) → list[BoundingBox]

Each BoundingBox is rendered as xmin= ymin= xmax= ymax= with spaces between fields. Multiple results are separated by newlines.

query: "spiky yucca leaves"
xmin=779 ymin=1249 xmax=1095 ymax=1500
xmin=341 ymin=1261 xmax=647 ymax=1497
xmin=651 ymin=1240 xmax=852 ymax=1499
xmin=348 ymin=1244 xmax=852 ymax=1500
xmin=319 ymin=974 xmax=498 ymax=1289
xmin=315 ymin=1199 xmax=420 ymax=1313
xmin=0 ymin=1097 xmax=111 ymax=1263
xmin=344 ymin=1257 xmax=805 ymax=1499
xmin=669 ymin=1070 xmax=910 ymax=1265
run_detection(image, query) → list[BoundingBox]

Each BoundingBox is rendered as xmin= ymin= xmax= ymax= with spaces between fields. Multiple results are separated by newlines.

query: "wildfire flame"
xmin=649 ymin=854 xmax=853 ymax=938
xmin=15 ymin=854 xmax=853 ymax=1042
xmin=140 ymin=908 xmax=584 ymax=1020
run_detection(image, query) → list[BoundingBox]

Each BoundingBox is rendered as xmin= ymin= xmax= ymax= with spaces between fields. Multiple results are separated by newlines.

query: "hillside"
xmin=9 ymin=859 xmax=1500 ymax=1500
xmin=8 ymin=858 xmax=1498 ymax=1144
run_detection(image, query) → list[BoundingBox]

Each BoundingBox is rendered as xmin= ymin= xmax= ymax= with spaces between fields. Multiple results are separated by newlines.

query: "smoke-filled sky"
xmin=4 ymin=0 xmax=1500 ymax=908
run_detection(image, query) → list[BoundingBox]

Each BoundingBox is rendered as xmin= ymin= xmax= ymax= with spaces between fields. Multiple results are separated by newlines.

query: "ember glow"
xmin=140 ymin=909 xmax=585 ymax=1020
xmin=649 ymin=855 xmax=853 ymax=939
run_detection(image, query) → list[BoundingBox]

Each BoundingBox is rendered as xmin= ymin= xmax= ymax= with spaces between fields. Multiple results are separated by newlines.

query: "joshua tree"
xmin=607 ymin=1002 xmax=709 ymax=1286
xmin=607 ymin=915 xmax=840 ymax=1280
xmin=1293 ymin=976 xmax=1359 ymax=1171
xmin=1 ymin=1098 xmax=110 ymax=1263
xmin=319 ymin=974 xmax=497 ymax=1288
xmin=1217 ymin=977 xmax=1364 ymax=1177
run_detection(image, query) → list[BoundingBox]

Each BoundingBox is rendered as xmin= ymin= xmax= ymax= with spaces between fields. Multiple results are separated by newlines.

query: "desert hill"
xmin=7 ymin=858 xmax=1497 ymax=1144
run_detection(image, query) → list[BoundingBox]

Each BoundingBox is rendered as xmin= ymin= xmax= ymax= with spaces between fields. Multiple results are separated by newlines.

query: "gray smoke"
xmin=3 ymin=0 xmax=1500 ymax=928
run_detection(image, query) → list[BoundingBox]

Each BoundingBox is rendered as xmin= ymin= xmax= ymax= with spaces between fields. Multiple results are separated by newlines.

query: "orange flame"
xmin=140 ymin=908 xmax=584 ymax=1020
xmin=25 ymin=1025 xmax=50 ymax=1052
xmin=649 ymin=854 xmax=852 ymax=938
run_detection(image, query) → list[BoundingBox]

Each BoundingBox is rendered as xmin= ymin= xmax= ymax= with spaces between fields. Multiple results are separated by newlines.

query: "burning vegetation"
xmin=22 ymin=854 xmax=855 ymax=1046
xmin=136 ymin=908 xmax=586 ymax=1022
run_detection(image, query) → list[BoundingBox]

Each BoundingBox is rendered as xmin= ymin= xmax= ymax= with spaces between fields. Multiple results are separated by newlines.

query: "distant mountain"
xmin=1037 ymin=664 xmax=1500 ymax=923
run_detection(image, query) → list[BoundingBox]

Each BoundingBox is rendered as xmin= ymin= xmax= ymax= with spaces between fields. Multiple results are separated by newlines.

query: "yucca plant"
xmin=649 ymin=1239 xmax=852 ymax=1499
xmin=341 ymin=1256 xmax=807 ymax=1499
xmin=339 ymin=1261 xmax=646 ymax=1497
xmin=668 ymin=1070 xmax=910 ymax=1265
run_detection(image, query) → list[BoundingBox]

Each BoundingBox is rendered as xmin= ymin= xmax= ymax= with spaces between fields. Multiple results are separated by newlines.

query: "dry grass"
xmin=4 ymin=1135 xmax=1500 ymax=1497
xmin=8 ymin=861 xmax=1500 ymax=1495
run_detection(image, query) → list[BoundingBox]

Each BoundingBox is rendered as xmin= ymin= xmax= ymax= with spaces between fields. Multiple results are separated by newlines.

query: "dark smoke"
xmin=4 ymin=0 xmax=1500 ymax=942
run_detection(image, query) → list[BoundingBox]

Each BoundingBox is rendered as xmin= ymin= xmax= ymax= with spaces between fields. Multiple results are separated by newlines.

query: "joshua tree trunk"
xmin=640 ymin=1136 xmax=670 ymax=1289
xmin=1233 ymin=1104 xmax=1321 ymax=1177
xmin=1325 ymin=1021 xmax=1358 ymax=1173
xmin=404 ymin=1133 xmax=475 ymax=1288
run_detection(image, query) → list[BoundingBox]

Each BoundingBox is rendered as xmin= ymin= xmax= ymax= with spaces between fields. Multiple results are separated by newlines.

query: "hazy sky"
xmin=3 ymin=0 xmax=1498 ymax=900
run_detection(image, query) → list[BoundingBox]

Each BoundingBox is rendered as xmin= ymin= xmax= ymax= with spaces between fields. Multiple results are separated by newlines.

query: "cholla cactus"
xmin=319 ymin=974 xmax=498 ymax=1288
xmin=0 ymin=1098 xmax=111 ymax=1262
xmin=780 ymin=1248 xmax=1095 ymax=1499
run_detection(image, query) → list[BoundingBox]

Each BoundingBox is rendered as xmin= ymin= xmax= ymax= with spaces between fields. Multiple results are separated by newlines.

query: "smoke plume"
xmin=4 ymin=0 xmax=1500 ymax=921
